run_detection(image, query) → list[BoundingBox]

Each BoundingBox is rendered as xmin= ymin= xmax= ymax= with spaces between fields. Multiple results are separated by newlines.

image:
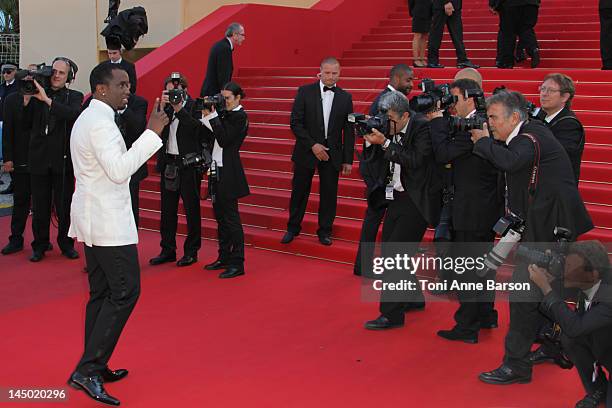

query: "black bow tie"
xmin=323 ymin=86 xmax=336 ymax=93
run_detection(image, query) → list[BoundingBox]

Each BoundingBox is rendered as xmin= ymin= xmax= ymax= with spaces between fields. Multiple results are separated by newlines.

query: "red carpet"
xmin=0 ymin=217 xmax=587 ymax=407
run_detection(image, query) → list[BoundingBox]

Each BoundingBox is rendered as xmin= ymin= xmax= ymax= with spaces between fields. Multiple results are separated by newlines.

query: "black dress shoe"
xmin=602 ymin=66 xmax=612 ymax=70
xmin=280 ymin=231 xmax=297 ymax=244
xmin=437 ymin=328 xmax=478 ymax=344
xmin=204 ymin=259 xmax=227 ymax=270
xmin=30 ymin=251 xmax=45 ymax=262
xmin=478 ymin=364 xmax=531 ymax=385
xmin=68 ymin=371 xmax=120 ymax=406
xmin=318 ymin=235 xmax=332 ymax=246
xmin=1 ymin=241 xmax=23 ymax=255
xmin=403 ymin=302 xmax=425 ymax=312
xmin=427 ymin=62 xmax=445 ymax=68
xmin=530 ymin=48 xmax=540 ymax=68
xmin=364 ymin=315 xmax=404 ymax=330
xmin=62 ymin=248 xmax=80 ymax=259
xmin=528 ymin=346 xmax=573 ymax=369
xmin=575 ymin=388 xmax=607 ymax=408
xmin=456 ymin=60 xmax=480 ymax=69
xmin=219 ymin=265 xmax=245 ymax=279
xmin=495 ymin=63 xmax=514 ymax=69
xmin=177 ymin=255 xmax=197 ymax=267
xmin=101 ymin=367 xmax=129 ymax=383
xmin=149 ymin=252 xmax=176 ymax=265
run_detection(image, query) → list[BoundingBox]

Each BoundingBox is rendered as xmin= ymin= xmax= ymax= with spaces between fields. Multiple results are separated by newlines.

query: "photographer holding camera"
xmin=354 ymin=64 xmax=414 ymax=278
xmin=428 ymin=78 xmax=503 ymax=343
xmin=194 ymin=82 xmax=250 ymax=279
xmin=149 ymin=73 xmax=205 ymax=268
xmin=362 ymin=91 xmax=443 ymax=330
xmin=529 ymin=240 xmax=612 ymax=408
xmin=24 ymin=57 xmax=83 ymax=262
xmin=471 ymin=91 xmax=593 ymax=385
xmin=533 ymin=73 xmax=584 ymax=184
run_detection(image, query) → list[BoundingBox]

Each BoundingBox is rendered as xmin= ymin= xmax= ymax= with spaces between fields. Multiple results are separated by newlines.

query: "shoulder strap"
xmin=518 ymin=132 xmax=541 ymax=204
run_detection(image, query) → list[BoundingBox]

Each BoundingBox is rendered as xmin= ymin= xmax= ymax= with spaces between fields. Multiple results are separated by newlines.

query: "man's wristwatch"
xmin=382 ymin=138 xmax=391 ymax=150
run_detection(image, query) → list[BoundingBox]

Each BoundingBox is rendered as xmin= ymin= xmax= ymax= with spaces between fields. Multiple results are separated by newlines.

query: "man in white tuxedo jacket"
xmin=67 ymin=63 xmax=168 ymax=406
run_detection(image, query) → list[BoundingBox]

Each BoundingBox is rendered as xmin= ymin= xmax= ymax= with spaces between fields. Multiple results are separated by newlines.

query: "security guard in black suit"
xmin=534 ymin=73 xmax=584 ymax=184
xmin=600 ymin=0 xmax=612 ymax=70
xmin=197 ymin=82 xmax=250 ymax=279
xmin=24 ymin=57 xmax=83 ymax=262
xmin=149 ymin=73 xmax=205 ymax=267
xmin=473 ymin=91 xmax=593 ymax=385
xmin=1 ymin=89 xmax=33 ymax=255
xmin=429 ymin=78 xmax=504 ymax=343
xmin=363 ymin=91 xmax=443 ymax=330
xmin=354 ymin=64 xmax=414 ymax=277
xmin=529 ymin=240 xmax=612 ymax=408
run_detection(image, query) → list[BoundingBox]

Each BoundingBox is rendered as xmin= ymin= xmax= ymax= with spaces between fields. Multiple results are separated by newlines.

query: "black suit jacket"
xmin=102 ymin=59 xmax=137 ymax=94
xmin=541 ymin=284 xmax=612 ymax=370
xmin=290 ymin=82 xmax=354 ymax=171
xmin=430 ymin=117 xmax=503 ymax=231
xmin=200 ymin=38 xmax=233 ymax=97
xmin=536 ymin=107 xmax=584 ymax=184
xmin=384 ymin=112 xmax=443 ymax=226
xmin=156 ymin=98 xmax=206 ymax=172
xmin=358 ymin=87 xmax=393 ymax=198
xmin=200 ymin=109 xmax=250 ymax=200
xmin=25 ymin=87 xmax=83 ymax=175
xmin=0 ymin=80 xmax=19 ymax=121
xmin=473 ymin=120 xmax=593 ymax=241
xmin=434 ymin=0 xmax=461 ymax=9
xmin=2 ymin=92 xmax=30 ymax=173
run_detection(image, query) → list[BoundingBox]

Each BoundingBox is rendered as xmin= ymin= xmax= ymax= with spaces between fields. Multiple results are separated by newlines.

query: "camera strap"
xmin=519 ymin=132 xmax=541 ymax=205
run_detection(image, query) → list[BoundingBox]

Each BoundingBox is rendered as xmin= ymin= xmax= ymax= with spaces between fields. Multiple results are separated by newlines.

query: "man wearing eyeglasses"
xmin=533 ymin=73 xmax=584 ymax=184
xmin=0 ymin=62 xmax=19 ymax=194
xmin=200 ymin=22 xmax=245 ymax=97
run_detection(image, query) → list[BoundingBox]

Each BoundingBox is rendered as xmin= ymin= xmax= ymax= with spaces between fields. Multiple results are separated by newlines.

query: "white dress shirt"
xmin=505 ymin=121 xmax=525 ymax=146
xmin=69 ymin=99 xmax=162 ymax=246
xmin=319 ymin=80 xmax=335 ymax=138
xmin=200 ymin=104 xmax=244 ymax=167
xmin=583 ymin=280 xmax=602 ymax=311
xmin=544 ymin=108 xmax=564 ymax=123
xmin=166 ymin=100 xmax=187 ymax=155
xmin=111 ymin=57 xmax=123 ymax=64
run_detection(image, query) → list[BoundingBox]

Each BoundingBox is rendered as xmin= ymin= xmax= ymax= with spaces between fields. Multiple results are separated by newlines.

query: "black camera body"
xmin=182 ymin=142 xmax=213 ymax=174
xmin=15 ymin=65 xmax=53 ymax=96
xmin=409 ymin=79 xmax=458 ymax=114
xmin=514 ymin=227 xmax=573 ymax=279
xmin=348 ymin=112 xmax=391 ymax=137
xmin=195 ymin=94 xmax=226 ymax=113
xmin=449 ymin=89 xmax=488 ymax=131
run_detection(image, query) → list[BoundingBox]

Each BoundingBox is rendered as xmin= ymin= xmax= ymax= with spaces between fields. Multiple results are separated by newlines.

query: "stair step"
xmin=342 ymin=49 xmax=600 ymax=59
xmin=354 ymin=40 xmax=601 ymax=49
xmin=339 ymin=57 xmax=602 ymax=69
xmin=363 ymin=31 xmax=601 ymax=41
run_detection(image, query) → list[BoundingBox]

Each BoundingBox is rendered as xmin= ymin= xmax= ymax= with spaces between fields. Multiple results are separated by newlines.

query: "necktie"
xmin=115 ymin=112 xmax=126 ymax=137
xmin=323 ymin=86 xmax=335 ymax=93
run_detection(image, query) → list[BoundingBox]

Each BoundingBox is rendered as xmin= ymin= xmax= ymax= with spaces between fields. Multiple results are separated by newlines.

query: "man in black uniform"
xmin=492 ymin=0 xmax=541 ymax=68
xmin=429 ymin=78 xmax=503 ymax=343
xmin=427 ymin=0 xmax=479 ymax=69
xmin=362 ymin=91 xmax=442 ymax=330
xmin=600 ymin=0 xmax=612 ymax=70
xmin=0 ymin=62 xmax=20 ymax=195
xmin=533 ymin=73 xmax=584 ymax=184
xmin=24 ymin=57 xmax=83 ymax=262
xmin=1 ymin=66 xmax=35 ymax=255
xmin=529 ymin=240 xmax=612 ymax=408
xmin=104 ymin=37 xmax=137 ymax=94
xmin=473 ymin=91 xmax=593 ymax=385
xmin=200 ymin=22 xmax=245 ymax=97
xmin=354 ymin=64 xmax=414 ymax=277
xmin=149 ymin=73 xmax=205 ymax=267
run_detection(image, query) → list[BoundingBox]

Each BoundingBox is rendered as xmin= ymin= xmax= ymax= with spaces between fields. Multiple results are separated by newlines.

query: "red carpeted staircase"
xmin=138 ymin=0 xmax=612 ymax=270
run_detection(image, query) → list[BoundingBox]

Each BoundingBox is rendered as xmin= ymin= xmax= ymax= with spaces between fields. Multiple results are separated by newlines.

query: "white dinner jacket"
xmin=69 ymin=99 xmax=162 ymax=247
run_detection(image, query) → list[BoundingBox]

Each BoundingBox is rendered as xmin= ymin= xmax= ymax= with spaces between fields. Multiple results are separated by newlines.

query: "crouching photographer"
xmin=427 ymin=78 xmax=504 ymax=344
xmin=472 ymin=90 xmax=593 ymax=385
xmin=198 ymin=82 xmax=250 ymax=279
xmin=149 ymin=72 xmax=205 ymax=268
xmin=529 ymin=240 xmax=612 ymax=408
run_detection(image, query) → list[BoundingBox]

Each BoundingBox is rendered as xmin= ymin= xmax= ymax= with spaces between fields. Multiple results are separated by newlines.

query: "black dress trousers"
xmin=428 ymin=8 xmax=468 ymax=63
xmin=212 ymin=167 xmax=245 ymax=267
xmin=8 ymin=172 xmax=31 ymax=247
